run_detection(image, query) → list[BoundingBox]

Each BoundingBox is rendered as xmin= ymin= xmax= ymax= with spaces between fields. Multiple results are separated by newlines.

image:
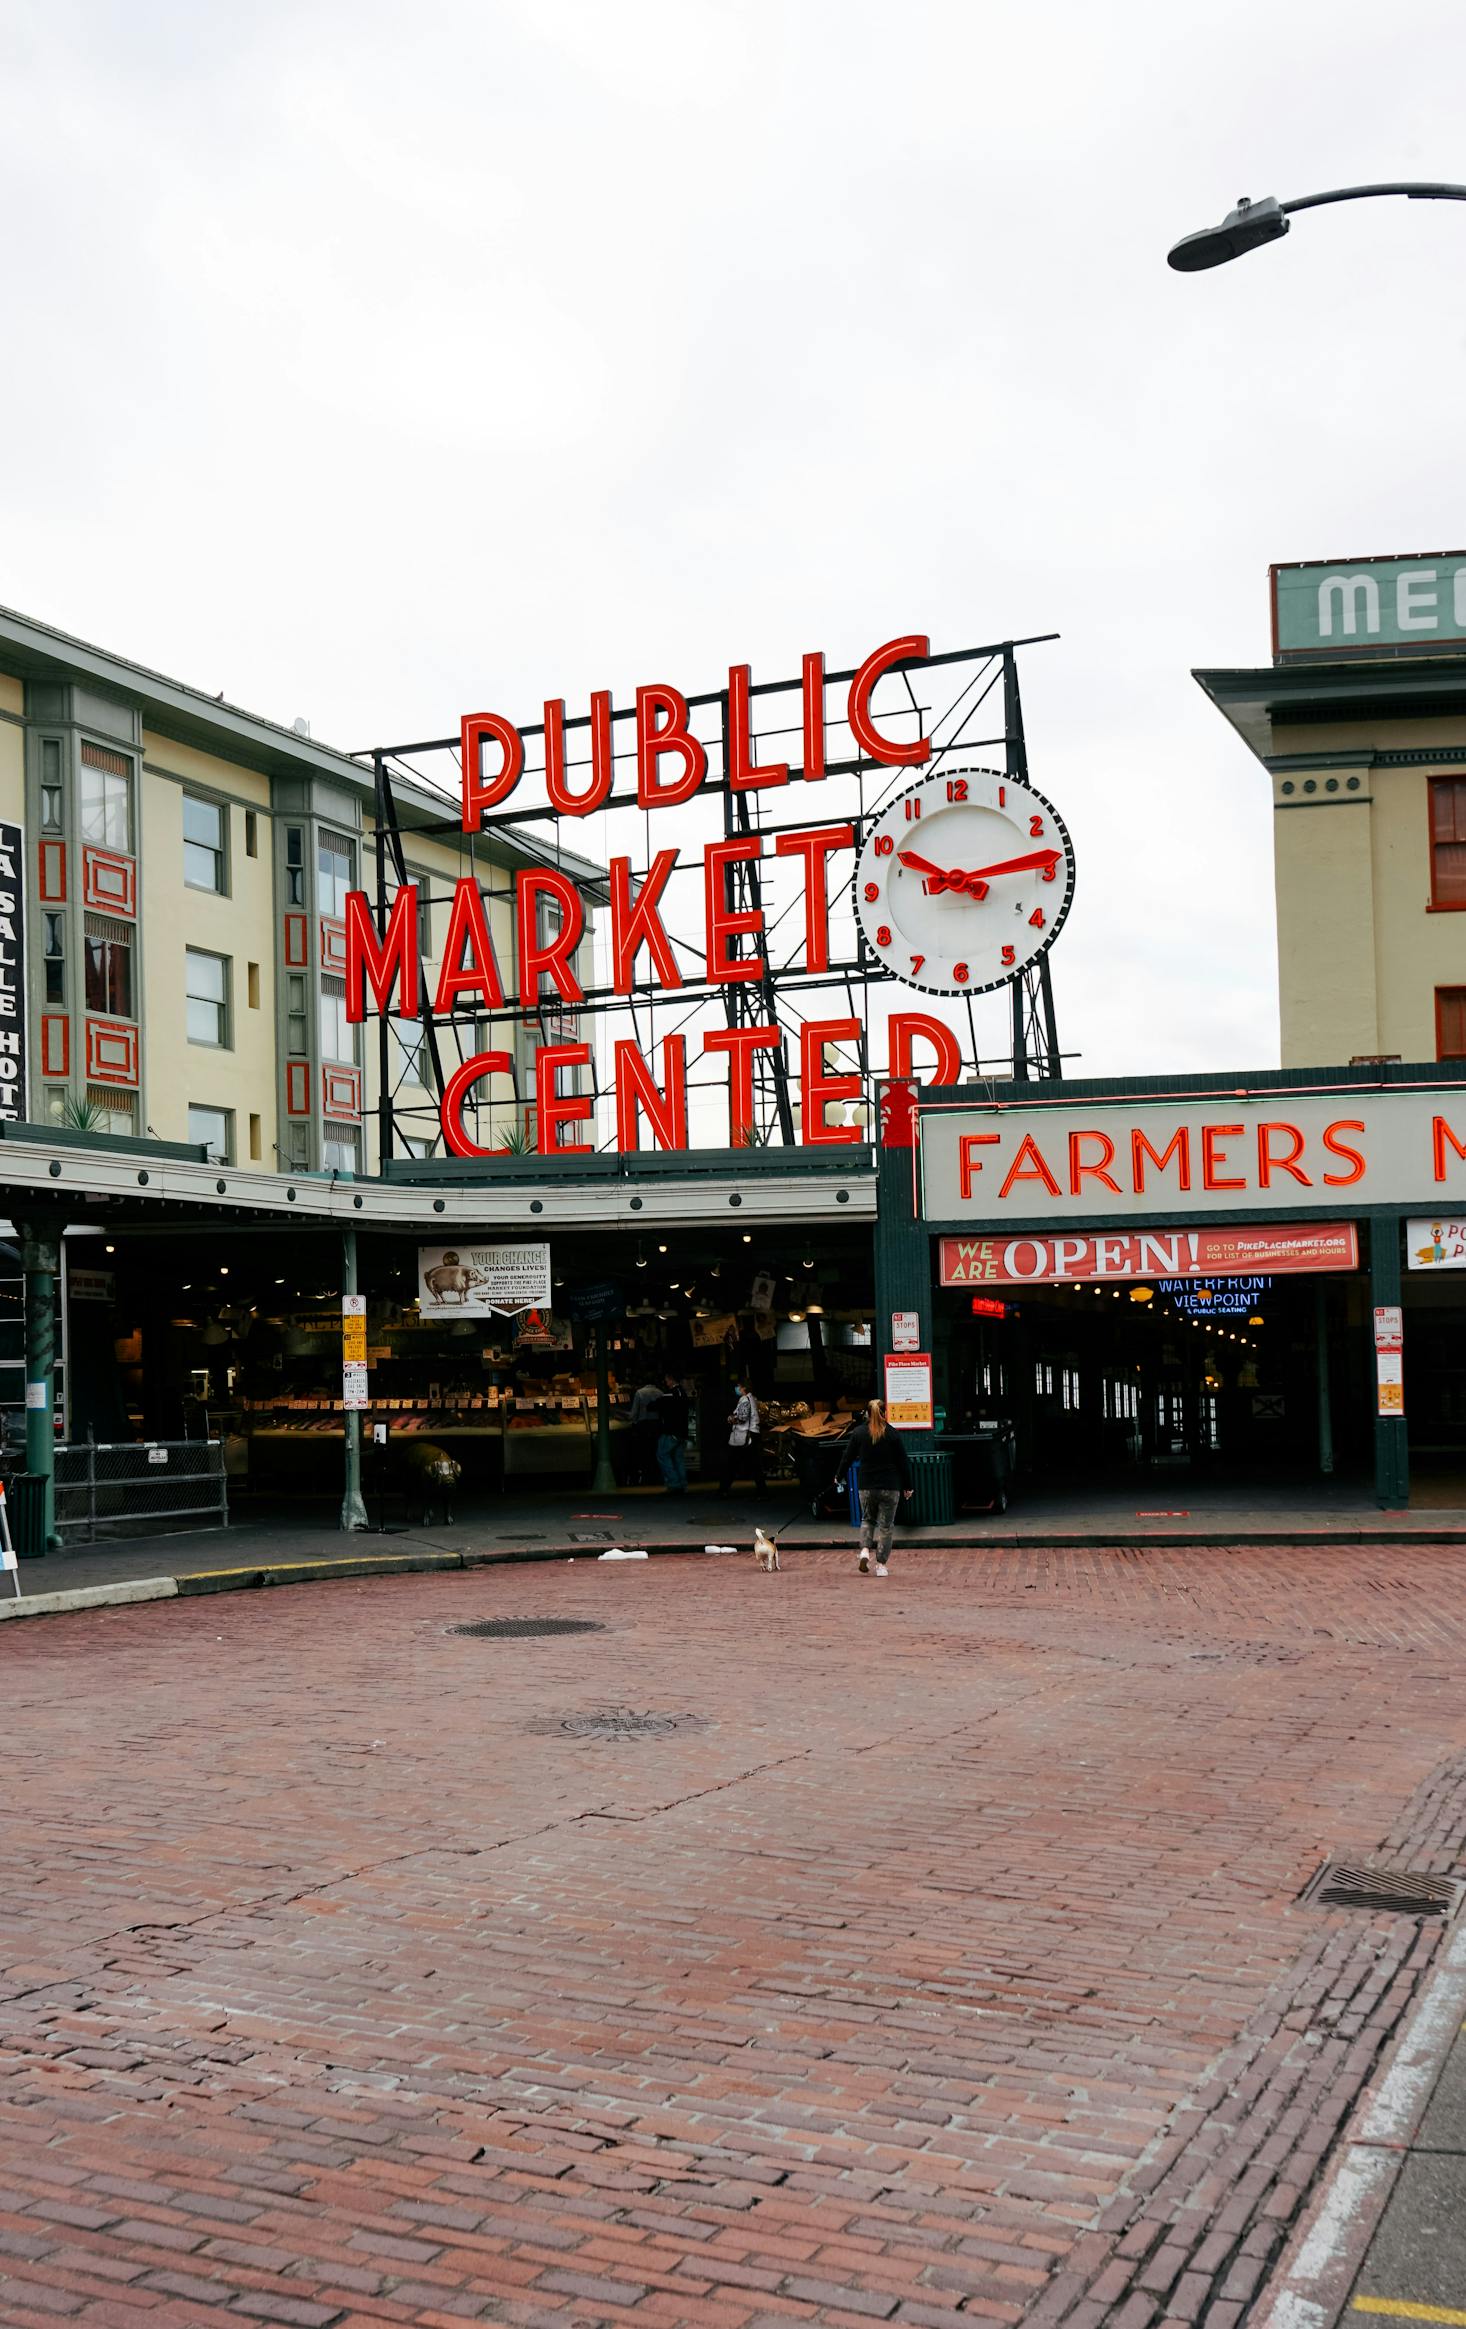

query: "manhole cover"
xmin=1300 ymin=1861 xmax=1464 ymax=1919
xmin=526 ymin=1708 xmax=710 ymax=1739
xmin=452 ymin=1618 xmax=606 ymax=1639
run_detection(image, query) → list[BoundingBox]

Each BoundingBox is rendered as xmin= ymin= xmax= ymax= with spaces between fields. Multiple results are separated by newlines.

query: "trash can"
xmin=907 ymin=1450 xmax=955 ymax=1527
xmin=2 ymin=1473 xmax=49 ymax=1559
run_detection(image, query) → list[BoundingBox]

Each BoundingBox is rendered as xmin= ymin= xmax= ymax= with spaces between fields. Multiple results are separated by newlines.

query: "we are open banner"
xmin=938 ymin=1222 xmax=1359 ymax=1287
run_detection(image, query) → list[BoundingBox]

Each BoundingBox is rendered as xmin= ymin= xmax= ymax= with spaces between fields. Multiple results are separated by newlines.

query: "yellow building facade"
xmin=1198 ymin=550 xmax=1466 ymax=1069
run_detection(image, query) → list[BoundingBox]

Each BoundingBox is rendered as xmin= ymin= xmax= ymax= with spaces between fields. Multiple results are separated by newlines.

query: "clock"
xmin=853 ymin=765 xmax=1076 ymax=996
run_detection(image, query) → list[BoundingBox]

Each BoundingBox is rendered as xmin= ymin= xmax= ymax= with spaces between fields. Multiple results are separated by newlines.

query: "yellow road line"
xmin=1352 ymin=2301 xmax=1466 ymax=2325
xmin=177 ymin=1554 xmax=460 ymax=1579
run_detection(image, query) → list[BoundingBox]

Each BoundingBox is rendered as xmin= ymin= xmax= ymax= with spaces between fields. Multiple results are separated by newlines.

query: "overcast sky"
xmin=4 ymin=0 xmax=1464 ymax=1100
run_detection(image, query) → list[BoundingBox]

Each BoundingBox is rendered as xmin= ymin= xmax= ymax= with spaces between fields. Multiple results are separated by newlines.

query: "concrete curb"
xmin=0 ymin=1576 xmax=179 ymax=1620
xmin=1255 ymin=1911 xmax=1466 ymax=2329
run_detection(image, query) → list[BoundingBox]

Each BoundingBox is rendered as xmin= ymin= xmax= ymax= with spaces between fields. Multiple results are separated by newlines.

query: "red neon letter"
xmin=439 ymin=1049 xmax=513 ymax=1159
xmin=432 ymin=878 xmax=506 ymax=1014
xmin=1201 ymin=1123 xmax=1246 ymax=1191
xmin=799 ymin=1016 xmax=862 ymax=1146
xmin=535 ymin=1043 xmax=593 ymax=1155
xmin=999 ymin=1136 xmax=1061 ymax=1200
xmin=544 ymin=692 xmax=614 ymax=816
xmin=345 ymin=885 xmax=418 ymax=1024
xmin=516 ymin=869 xmax=586 ymax=1006
xmin=1068 ymin=1129 xmax=1121 ymax=1195
xmin=960 ymin=1133 xmax=1000 ymax=1198
xmin=847 ymin=634 xmax=931 ymax=767
xmin=461 ymin=712 xmax=523 ymax=829
xmin=610 ymin=849 xmax=683 ymax=992
xmin=889 ymin=1012 xmax=963 ymax=1087
xmin=1257 ymin=1120 xmax=1311 ymax=1187
xmin=1432 ymin=1114 xmax=1466 ymax=1181
xmin=614 ymin=1037 xmax=688 ymax=1153
xmin=636 ymin=683 xmax=707 ymax=809
xmin=1322 ymin=1119 xmax=1367 ymax=1186
xmin=1131 ymin=1125 xmax=1191 ymax=1192
xmin=704 ymin=1023 xmax=781 ymax=1146
xmin=728 ymin=664 xmax=789 ymax=793
xmin=802 ymin=651 xmax=826 ymax=780
xmin=774 ymin=824 xmax=853 ymax=974
xmin=704 ymin=837 xmax=767 ymax=983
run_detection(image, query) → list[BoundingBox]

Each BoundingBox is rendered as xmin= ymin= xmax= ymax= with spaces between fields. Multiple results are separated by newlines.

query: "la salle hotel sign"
xmin=347 ymin=633 xmax=961 ymax=1156
xmin=921 ymin=1090 xmax=1466 ymax=1223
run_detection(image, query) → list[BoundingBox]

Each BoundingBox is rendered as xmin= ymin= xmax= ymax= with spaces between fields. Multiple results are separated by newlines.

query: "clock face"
xmin=853 ymin=766 xmax=1076 ymax=996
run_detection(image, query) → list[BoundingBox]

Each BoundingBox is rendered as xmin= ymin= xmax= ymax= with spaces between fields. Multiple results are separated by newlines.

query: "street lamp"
xmin=1167 ymin=182 xmax=1466 ymax=271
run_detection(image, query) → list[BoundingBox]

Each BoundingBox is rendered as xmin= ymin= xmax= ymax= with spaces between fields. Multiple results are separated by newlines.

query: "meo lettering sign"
xmin=1273 ymin=552 xmax=1466 ymax=656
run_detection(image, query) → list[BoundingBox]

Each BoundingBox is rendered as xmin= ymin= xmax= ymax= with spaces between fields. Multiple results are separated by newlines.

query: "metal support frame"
xmin=340 ymin=1225 xmax=368 ymax=1531
xmin=19 ymin=1219 xmax=60 ymax=1548
xmin=1003 ymin=646 xmax=1063 ymax=1081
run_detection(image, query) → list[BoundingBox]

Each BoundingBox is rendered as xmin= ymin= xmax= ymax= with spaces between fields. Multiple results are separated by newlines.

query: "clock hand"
xmin=960 ymin=846 xmax=1062 ymax=882
xmin=895 ymin=849 xmax=990 ymax=900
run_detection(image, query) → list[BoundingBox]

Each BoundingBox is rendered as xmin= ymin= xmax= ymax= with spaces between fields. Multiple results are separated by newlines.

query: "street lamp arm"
xmin=1168 ymin=182 xmax=1466 ymax=270
xmin=1281 ymin=181 xmax=1466 ymax=214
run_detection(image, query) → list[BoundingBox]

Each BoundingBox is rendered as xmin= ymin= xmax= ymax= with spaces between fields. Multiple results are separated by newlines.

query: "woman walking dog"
xmin=835 ymin=1400 xmax=914 ymax=1576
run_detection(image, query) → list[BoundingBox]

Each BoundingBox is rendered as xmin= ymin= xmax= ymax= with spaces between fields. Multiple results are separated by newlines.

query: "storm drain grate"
xmin=527 ymin=1708 xmax=710 ymax=1739
xmin=452 ymin=1618 xmax=606 ymax=1639
xmin=1300 ymin=1861 xmax=1464 ymax=1919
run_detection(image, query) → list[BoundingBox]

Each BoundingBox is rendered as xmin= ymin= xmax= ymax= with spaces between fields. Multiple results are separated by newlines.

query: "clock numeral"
xmin=1029 ymin=814 xmax=1045 ymax=838
xmin=863 ymin=881 xmax=880 ymax=903
xmin=953 ymin=962 xmax=969 ymax=984
xmin=1001 ymin=944 xmax=1016 ymax=968
xmin=910 ymin=954 xmax=925 ymax=977
xmin=1042 ymin=859 xmax=1056 ymax=882
xmin=1029 ymin=908 xmax=1046 ymax=929
xmin=874 ymin=834 xmax=894 ymax=857
xmin=875 ymin=924 xmax=892 ymax=948
xmin=945 ymin=777 xmax=968 ymax=803
xmin=903 ymin=796 xmax=922 ymax=821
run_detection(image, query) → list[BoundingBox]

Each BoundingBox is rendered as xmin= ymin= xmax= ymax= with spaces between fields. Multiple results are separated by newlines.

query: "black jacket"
xmin=837 ymin=1422 xmax=912 ymax=1492
xmin=658 ymin=1386 xmax=690 ymax=1439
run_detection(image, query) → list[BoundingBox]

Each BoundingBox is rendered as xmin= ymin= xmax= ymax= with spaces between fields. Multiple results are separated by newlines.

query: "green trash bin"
xmin=907 ymin=1450 xmax=954 ymax=1527
xmin=3 ymin=1473 xmax=49 ymax=1559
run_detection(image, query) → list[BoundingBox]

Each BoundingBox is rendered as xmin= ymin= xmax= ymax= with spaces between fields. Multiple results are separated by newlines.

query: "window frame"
xmin=317 ymin=829 xmax=355 ymax=918
xmin=78 ymin=743 xmax=134 ymax=854
xmin=1437 ymin=986 xmax=1466 ymax=1061
xmin=185 ymin=947 xmax=232 ymax=1049
xmin=187 ymin=1104 xmax=234 ymax=1165
xmin=182 ymin=793 xmax=230 ymax=895
xmin=1429 ymin=778 xmax=1466 ymax=911
xmin=83 ymin=929 xmax=133 ymax=1019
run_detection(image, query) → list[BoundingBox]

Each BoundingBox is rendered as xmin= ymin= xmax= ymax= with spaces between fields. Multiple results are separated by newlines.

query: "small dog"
xmin=753 ymin=1526 xmax=781 ymax=1573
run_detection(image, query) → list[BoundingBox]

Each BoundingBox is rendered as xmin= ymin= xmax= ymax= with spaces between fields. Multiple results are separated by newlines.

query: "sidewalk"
xmin=9 ymin=1473 xmax=1466 ymax=1601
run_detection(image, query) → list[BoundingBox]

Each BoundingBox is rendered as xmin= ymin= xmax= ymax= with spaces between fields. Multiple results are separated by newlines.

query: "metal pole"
xmin=20 ymin=1221 xmax=59 ymax=1549
xmin=591 ymin=1328 xmax=616 ymax=1493
xmin=340 ymin=1227 xmax=368 ymax=1531
xmin=1314 ymin=1283 xmax=1334 ymax=1477
xmin=372 ymin=752 xmax=393 ymax=1170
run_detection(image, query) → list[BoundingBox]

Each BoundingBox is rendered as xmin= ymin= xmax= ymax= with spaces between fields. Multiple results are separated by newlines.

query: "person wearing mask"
xmin=628 ymin=1372 xmax=665 ymax=1487
xmin=835 ymin=1399 xmax=913 ymax=1576
xmin=718 ymin=1376 xmax=765 ymax=1495
xmin=656 ymin=1370 xmax=690 ymax=1494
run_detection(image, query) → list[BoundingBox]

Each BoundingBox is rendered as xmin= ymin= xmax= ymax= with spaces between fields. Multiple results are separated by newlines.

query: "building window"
xmin=318 ymin=830 xmax=354 ymax=917
xmin=185 ymin=948 xmax=230 ymax=1046
xmin=1438 ymin=987 xmax=1466 ymax=1061
xmin=183 ymin=795 xmax=227 ymax=892
xmin=392 ymin=1015 xmax=425 ymax=1085
xmin=44 ymin=1086 xmax=68 ymax=1124
xmin=285 ymin=826 xmax=305 ymax=905
xmin=84 ymin=925 xmax=133 ymax=1017
xmin=1430 ymin=779 xmax=1466 ymax=908
xmin=43 ymin=911 xmax=65 ymax=1004
xmin=285 ymin=1121 xmax=310 ymax=1170
xmin=87 ymin=1085 xmax=136 ymax=1137
xmin=188 ymin=1105 xmax=232 ymax=1163
xmin=40 ymin=739 xmax=64 ymax=833
xmin=321 ymin=1128 xmax=359 ymax=1174
xmin=319 ymin=976 xmax=353 ymax=1063
xmin=79 ymin=741 xmax=132 ymax=852
xmin=245 ymin=810 xmax=258 ymax=859
xmin=400 ymin=1133 xmax=439 ymax=1160
xmin=286 ymin=972 xmax=308 ymax=1056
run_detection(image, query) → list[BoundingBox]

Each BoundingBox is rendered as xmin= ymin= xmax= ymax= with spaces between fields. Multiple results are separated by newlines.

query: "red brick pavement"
xmin=2 ymin=1543 xmax=1465 ymax=2328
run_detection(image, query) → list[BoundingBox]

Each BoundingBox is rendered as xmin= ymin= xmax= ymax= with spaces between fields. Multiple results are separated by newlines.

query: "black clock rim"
xmin=851 ymin=767 xmax=1077 ymax=997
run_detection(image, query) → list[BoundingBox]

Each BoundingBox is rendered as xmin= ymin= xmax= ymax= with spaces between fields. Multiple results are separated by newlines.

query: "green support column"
xmin=1314 ymin=1283 xmax=1334 ymax=1477
xmin=340 ymin=1227 xmax=368 ymax=1532
xmin=873 ymin=1095 xmax=930 ymax=1374
xmin=1370 ymin=1216 xmax=1409 ymax=1510
xmin=20 ymin=1221 xmax=60 ymax=1549
xmin=591 ymin=1329 xmax=616 ymax=1493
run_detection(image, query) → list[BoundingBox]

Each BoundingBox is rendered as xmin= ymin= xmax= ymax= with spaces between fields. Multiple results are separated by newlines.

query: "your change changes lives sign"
xmin=417 ymin=1242 xmax=552 ymax=1316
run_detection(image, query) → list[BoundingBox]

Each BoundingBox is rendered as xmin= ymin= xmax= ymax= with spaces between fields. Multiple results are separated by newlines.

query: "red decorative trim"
xmin=41 ymin=1015 xmax=70 ymax=1077
xmin=320 ymin=916 xmax=347 ymax=973
xmin=285 ymin=1061 xmax=311 ymax=1117
xmin=85 ymin=1018 xmax=139 ymax=1087
xmin=82 ymin=847 xmax=136 ymax=916
xmin=322 ymin=1063 xmax=361 ymax=1121
xmin=38 ymin=840 xmax=66 ymax=903
xmin=284 ymin=914 xmax=308 ymax=969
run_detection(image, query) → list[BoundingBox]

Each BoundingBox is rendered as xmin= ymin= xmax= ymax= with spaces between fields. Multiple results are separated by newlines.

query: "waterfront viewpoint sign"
xmin=921 ymin=1090 xmax=1466 ymax=1223
xmin=1273 ymin=552 xmax=1466 ymax=657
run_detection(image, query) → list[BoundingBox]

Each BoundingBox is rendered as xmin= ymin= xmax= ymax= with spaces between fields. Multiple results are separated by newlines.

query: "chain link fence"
xmin=54 ymin=1439 xmax=229 ymax=1544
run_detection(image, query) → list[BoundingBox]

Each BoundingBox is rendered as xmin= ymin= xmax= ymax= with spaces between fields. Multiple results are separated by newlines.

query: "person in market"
xmin=628 ymin=1370 xmax=665 ymax=1486
xmin=656 ymin=1369 xmax=690 ymax=1495
xmin=835 ymin=1399 xmax=914 ymax=1576
xmin=718 ymin=1375 xmax=765 ymax=1495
